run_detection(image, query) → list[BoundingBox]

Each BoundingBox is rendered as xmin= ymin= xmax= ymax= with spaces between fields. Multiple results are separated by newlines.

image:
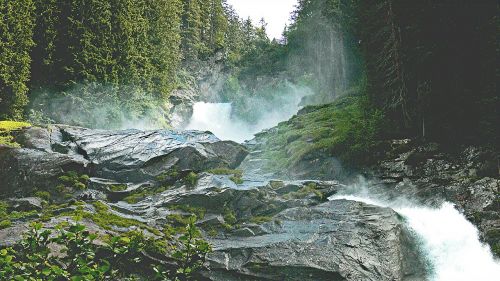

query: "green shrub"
xmin=184 ymin=172 xmax=198 ymax=187
xmin=223 ymin=206 xmax=237 ymax=225
xmin=0 ymin=221 xmax=211 ymax=280
xmin=34 ymin=191 xmax=51 ymax=201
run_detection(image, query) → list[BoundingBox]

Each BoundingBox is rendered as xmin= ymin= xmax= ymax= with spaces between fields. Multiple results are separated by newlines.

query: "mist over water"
xmin=330 ymin=179 xmax=500 ymax=281
xmin=185 ymin=86 xmax=310 ymax=143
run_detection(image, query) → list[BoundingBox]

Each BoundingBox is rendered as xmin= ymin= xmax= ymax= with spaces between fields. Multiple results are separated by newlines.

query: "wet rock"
xmin=203 ymin=200 xmax=425 ymax=281
xmin=231 ymin=227 xmax=255 ymax=237
xmin=0 ymin=125 xmax=248 ymax=197
xmin=0 ymin=147 xmax=89 ymax=196
xmin=0 ymin=224 xmax=29 ymax=247
xmin=56 ymin=125 xmax=247 ymax=182
xmin=9 ymin=197 xmax=43 ymax=211
xmin=370 ymin=142 xmax=500 ymax=256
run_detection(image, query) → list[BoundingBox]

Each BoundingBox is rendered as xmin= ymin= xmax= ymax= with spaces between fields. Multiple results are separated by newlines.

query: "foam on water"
xmin=329 ymin=193 xmax=500 ymax=281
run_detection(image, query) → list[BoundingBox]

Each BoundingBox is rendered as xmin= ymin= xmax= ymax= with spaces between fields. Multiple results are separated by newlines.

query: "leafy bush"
xmin=0 ymin=220 xmax=211 ymax=280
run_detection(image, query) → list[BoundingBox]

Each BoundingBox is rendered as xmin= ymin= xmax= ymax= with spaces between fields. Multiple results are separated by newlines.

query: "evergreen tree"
xmin=181 ymin=0 xmax=203 ymax=60
xmin=0 ymin=0 xmax=35 ymax=119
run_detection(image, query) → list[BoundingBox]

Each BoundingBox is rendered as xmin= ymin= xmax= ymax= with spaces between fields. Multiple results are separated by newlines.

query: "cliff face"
xmin=365 ymin=140 xmax=499 ymax=257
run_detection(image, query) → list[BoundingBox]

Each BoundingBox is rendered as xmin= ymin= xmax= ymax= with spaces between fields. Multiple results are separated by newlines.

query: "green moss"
xmin=8 ymin=210 xmax=39 ymax=220
xmin=249 ymin=216 xmax=272 ymax=224
xmin=223 ymin=206 xmax=237 ymax=225
xmin=163 ymin=224 xmax=186 ymax=238
xmin=122 ymin=186 xmax=170 ymax=204
xmin=156 ymin=167 xmax=180 ymax=182
xmin=74 ymin=182 xmax=86 ymax=190
xmin=208 ymin=168 xmax=244 ymax=184
xmin=283 ymin=183 xmax=324 ymax=201
xmin=39 ymin=202 xmax=72 ymax=221
xmin=207 ymin=228 xmax=218 ymax=237
xmin=0 ymin=219 xmax=12 ymax=229
xmin=269 ymin=181 xmax=285 ymax=189
xmin=0 ymin=201 xmax=8 ymax=215
xmin=109 ymin=184 xmax=128 ymax=192
xmin=207 ymin=168 xmax=243 ymax=177
xmin=169 ymin=204 xmax=206 ymax=220
xmin=34 ymin=191 xmax=51 ymax=201
xmin=167 ymin=214 xmax=192 ymax=226
xmin=58 ymin=171 xmax=89 ymax=191
xmin=0 ymin=121 xmax=31 ymax=147
xmin=254 ymin=94 xmax=384 ymax=172
xmin=70 ymin=201 xmax=162 ymax=236
xmin=229 ymin=176 xmax=244 ymax=184
xmin=184 ymin=171 xmax=198 ymax=187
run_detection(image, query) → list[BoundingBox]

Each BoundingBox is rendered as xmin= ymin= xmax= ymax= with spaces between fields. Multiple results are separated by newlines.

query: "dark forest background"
xmin=0 ymin=0 xmax=498 ymax=147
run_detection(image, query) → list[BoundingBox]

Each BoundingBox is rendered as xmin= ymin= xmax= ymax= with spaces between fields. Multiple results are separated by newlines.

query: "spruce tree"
xmin=0 ymin=0 xmax=35 ymax=119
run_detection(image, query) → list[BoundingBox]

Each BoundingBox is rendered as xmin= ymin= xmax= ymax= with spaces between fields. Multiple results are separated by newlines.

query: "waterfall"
xmin=185 ymin=102 xmax=245 ymax=142
xmin=185 ymin=93 xmax=306 ymax=143
xmin=329 ymin=192 xmax=500 ymax=281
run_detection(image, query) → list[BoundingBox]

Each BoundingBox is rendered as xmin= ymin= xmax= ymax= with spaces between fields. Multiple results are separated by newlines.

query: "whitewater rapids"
xmin=329 ymin=193 xmax=500 ymax=281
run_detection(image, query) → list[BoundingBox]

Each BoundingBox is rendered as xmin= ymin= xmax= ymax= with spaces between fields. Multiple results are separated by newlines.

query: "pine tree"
xmin=0 ymin=0 xmax=35 ymax=119
xmin=181 ymin=0 xmax=203 ymax=60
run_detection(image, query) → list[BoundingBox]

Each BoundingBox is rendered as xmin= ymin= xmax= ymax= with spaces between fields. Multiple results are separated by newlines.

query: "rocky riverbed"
xmin=0 ymin=124 xmax=498 ymax=280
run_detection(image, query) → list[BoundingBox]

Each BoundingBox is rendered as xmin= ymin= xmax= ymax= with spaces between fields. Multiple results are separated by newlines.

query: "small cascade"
xmin=329 ymin=194 xmax=500 ymax=281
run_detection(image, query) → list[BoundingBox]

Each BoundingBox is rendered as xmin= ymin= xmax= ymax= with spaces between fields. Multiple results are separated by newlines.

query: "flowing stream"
xmin=330 ymin=190 xmax=500 ymax=281
xmin=185 ymin=100 xmax=500 ymax=280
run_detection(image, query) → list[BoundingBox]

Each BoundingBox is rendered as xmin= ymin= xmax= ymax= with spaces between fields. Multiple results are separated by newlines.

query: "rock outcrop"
xmin=205 ymin=199 xmax=425 ymax=281
xmin=0 ymin=125 xmax=248 ymax=196
xmin=367 ymin=140 xmax=499 ymax=256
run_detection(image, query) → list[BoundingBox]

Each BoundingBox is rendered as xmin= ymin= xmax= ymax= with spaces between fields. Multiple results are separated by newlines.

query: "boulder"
xmin=0 ymin=125 xmax=248 ymax=197
xmin=203 ymin=199 xmax=426 ymax=281
xmin=9 ymin=197 xmax=44 ymax=211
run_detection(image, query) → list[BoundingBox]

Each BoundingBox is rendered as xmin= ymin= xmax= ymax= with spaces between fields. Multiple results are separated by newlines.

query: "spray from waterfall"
xmin=185 ymin=83 xmax=312 ymax=143
xmin=329 ymin=178 xmax=500 ymax=281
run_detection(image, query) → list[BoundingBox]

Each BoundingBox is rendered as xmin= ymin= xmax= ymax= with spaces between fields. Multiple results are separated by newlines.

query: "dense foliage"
xmin=0 ymin=1 xmax=496 ymax=150
xmin=0 ymin=219 xmax=210 ymax=280
xmin=354 ymin=0 xmax=498 ymax=145
xmin=0 ymin=0 xmax=35 ymax=120
xmin=0 ymin=0 xmax=270 ymax=127
xmin=280 ymin=0 xmax=498 ymax=148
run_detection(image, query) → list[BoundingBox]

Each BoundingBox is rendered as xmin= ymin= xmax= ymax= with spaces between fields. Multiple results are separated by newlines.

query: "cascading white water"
xmin=186 ymin=93 xmax=307 ymax=143
xmin=330 ymin=191 xmax=500 ymax=281
xmin=185 ymin=102 xmax=239 ymax=141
